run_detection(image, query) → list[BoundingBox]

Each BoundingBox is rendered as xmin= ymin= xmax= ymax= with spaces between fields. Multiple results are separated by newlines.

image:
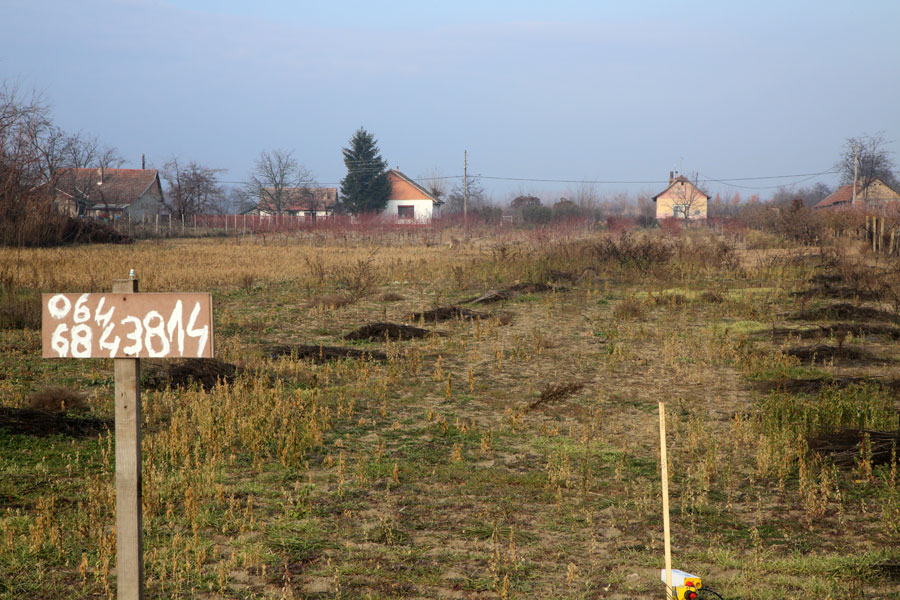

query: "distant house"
xmin=53 ymin=168 xmax=165 ymax=219
xmin=652 ymin=172 xmax=709 ymax=220
xmin=384 ymin=170 xmax=443 ymax=223
xmin=814 ymin=179 xmax=900 ymax=209
xmin=256 ymin=187 xmax=337 ymax=219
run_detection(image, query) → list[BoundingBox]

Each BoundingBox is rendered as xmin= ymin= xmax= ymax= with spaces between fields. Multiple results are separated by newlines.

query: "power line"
xmin=211 ymin=168 xmax=839 ymax=190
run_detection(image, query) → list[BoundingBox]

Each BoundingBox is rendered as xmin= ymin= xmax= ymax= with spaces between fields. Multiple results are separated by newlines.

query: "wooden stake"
xmin=112 ymin=277 xmax=144 ymax=600
xmin=659 ymin=401 xmax=672 ymax=599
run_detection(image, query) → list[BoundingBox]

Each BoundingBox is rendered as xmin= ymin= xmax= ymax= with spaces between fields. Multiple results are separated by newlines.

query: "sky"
xmin=2 ymin=0 xmax=899 ymax=202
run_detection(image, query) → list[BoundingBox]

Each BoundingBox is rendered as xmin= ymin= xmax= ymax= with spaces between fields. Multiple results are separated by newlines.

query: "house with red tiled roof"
xmin=384 ymin=170 xmax=443 ymax=223
xmin=53 ymin=168 xmax=165 ymax=219
xmin=814 ymin=179 xmax=900 ymax=209
xmin=256 ymin=187 xmax=337 ymax=219
xmin=651 ymin=172 xmax=709 ymax=220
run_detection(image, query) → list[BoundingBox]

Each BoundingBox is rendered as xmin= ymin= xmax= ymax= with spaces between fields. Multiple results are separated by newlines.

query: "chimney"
xmin=669 ymin=171 xmax=674 ymax=184
xmin=97 ymin=166 xmax=104 ymax=185
xmin=141 ymin=154 xmax=145 ymax=170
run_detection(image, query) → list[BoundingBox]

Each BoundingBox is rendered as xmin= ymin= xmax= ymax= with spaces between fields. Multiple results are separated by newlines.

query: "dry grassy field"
xmin=1 ymin=225 xmax=899 ymax=599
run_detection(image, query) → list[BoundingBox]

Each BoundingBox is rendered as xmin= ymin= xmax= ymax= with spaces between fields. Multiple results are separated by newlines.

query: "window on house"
xmin=398 ymin=205 xmax=415 ymax=219
xmin=673 ymin=204 xmax=688 ymax=218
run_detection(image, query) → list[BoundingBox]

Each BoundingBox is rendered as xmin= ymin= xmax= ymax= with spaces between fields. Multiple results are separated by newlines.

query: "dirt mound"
xmin=785 ymin=344 xmax=888 ymax=365
xmin=790 ymin=303 xmax=899 ymax=323
xmin=765 ymin=323 xmax=900 ymax=341
xmin=793 ymin=287 xmax=881 ymax=301
xmin=407 ymin=306 xmax=487 ymax=323
xmin=268 ymin=344 xmax=387 ymax=362
xmin=0 ymin=406 xmax=111 ymax=437
xmin=466 ymin=283 xmax=562 ymax=305
xmin=143 ymin=358 xmax=240 ymax=390
xmin=808 ymin=428 xmax=900 ymax=467
xmin=343 ymin=322 xmax=434 ymax=341
xmin=752 ymin=376 xmax=900 ymax=395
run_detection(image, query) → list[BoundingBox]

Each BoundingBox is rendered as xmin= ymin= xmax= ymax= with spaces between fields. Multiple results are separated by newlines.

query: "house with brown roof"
xmin=53 ymin=168 xmax=165 ymax=219
xmin=651 ymin=171 xmax=709 ymax=220
xmin=813 ymin=179 xmax=900 ymax=209
xmin=384 ymin=170 xmax=443 ymax=223
xmin=256 ymin=187 xmax=337 ymax=219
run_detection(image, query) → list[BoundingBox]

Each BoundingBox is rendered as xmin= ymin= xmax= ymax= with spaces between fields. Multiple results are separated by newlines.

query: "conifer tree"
xmin=339 ymin=128 xmax=391 ymax=213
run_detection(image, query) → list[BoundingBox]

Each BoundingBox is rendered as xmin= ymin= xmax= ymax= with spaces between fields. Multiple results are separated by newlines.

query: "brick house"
xmin=814 ymin=179 xmax=900 ymax=209
xmin=256 ymin=187 xmax=337 ymax=219
xmin=384 ymin=170 xmax=443 ymax=223
xmin=651 ymin=172 xmax=709 ymax=220
xmin=53 ymin=168 xmax=165 ymax=219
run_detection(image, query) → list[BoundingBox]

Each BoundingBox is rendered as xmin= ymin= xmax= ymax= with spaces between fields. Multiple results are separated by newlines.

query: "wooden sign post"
xmin=42 ymin=276 xmax=213 ymax=600
xmin=113 ymin=277 xmax=143 ymax=600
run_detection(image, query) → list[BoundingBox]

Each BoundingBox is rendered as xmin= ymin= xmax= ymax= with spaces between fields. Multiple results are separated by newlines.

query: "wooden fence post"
xmin=112 ymin=276 xmax=144 ymax=600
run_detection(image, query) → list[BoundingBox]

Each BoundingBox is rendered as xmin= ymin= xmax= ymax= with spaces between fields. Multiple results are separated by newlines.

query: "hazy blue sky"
xmin=2 ymin=0 xmax=898 ymax=201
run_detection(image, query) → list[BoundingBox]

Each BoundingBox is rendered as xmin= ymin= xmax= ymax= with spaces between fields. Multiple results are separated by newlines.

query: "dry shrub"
xmin=613 ymin=296 xmax=645 ymax=320
xmin=27 ymin=386 xmax=89 ymax=413
xmin=337 ymin=252 xmax=381 ymax=301
xmin=590 ymin=233 xmax=674 ymax=272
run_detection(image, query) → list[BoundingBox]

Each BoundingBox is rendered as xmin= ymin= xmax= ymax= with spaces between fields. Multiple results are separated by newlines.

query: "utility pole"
xmin=852 ymin=143 xmax=858 ymax=205
xmin=463 ymin=150 xmax=468 ymax=228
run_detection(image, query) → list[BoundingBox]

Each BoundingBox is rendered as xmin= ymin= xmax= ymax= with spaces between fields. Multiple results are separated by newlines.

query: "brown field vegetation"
xmin=1 ymin=224 xmax=899 ymax=599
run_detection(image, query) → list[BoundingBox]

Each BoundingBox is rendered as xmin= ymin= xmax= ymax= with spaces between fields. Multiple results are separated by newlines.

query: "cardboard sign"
xmin=42 ymin=293 xmax=213 ymax=358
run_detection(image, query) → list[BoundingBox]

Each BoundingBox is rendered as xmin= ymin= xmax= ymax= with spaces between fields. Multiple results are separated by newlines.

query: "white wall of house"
xmin=383 ymin=198 xmax=439 ymax=222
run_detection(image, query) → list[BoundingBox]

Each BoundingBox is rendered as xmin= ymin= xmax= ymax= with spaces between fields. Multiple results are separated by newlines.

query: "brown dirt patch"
xmin=27 ymin=386 xmax=89 ymax=413
xmin=765 ymin=323 xmax=900 ymax=341
xmin=406 ymin=306 xmax=487 ymax=323
xmin=343 ymin=322 xmax=435 ymax=341
xmin=465 ymin=282 xmax=563 ymax=305
xmin=0 ymin=406 xmax=111 ymax=437
xmin=752 ymin=376 xmax=900 ymax=395
xmin=793 ymin=286 xmax=882 ymax=301
xmin=807 ymin=429 xmax=900 ymax=467
xmin=267 ymin=344 xmax=387 ymax=362
xmin=785 ymin=344 xmax=889 ymax=365
xmin=790 ymin=303 xmax=899 ymax=323
xmin=143 ymin=358 xmax=241 ymax=390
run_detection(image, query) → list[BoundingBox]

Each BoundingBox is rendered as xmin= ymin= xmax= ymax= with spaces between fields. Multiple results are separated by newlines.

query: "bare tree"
xmin=0 ymin=83 xmax=67 ymax=245
xmin=162 ymin=157 xmax=225 ymax=218
xmin=836 ymin=133 xmax=898 ymax=193
xmin=246 ymin=149 xmax=316 ymax=215
xmin=417 ymin=167 xmax=448 ymax=201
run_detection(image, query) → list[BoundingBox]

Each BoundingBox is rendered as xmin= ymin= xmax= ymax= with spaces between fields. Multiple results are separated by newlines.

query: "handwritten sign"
xmin=42 ymin=293 xmax=213 ymax=358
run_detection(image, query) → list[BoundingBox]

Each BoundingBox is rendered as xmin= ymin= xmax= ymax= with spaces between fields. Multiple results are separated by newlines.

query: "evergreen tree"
xmin=339 ymin=128 xmax=391 ymax=213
